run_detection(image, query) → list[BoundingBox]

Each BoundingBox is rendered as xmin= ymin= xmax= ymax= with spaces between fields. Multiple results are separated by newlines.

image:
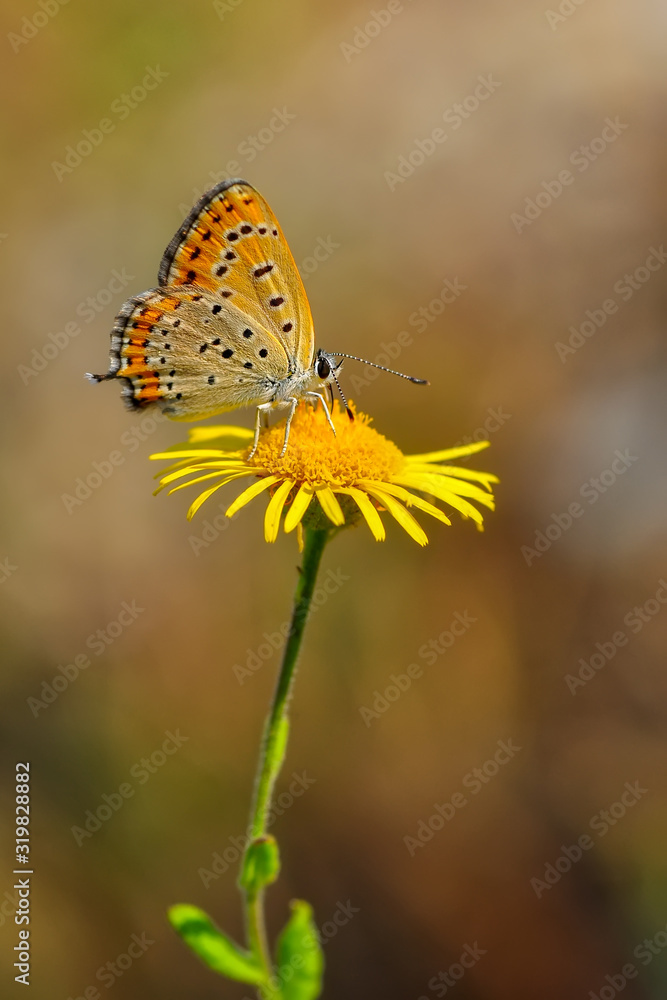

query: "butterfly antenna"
xmin=331 ymin=367 xmax=354 ymax=420
xmin=330 ymin=353 xmax=428 ymax=385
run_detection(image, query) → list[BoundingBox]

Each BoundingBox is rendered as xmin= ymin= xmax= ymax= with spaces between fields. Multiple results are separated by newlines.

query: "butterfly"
xmin=88 ymin=179 xmax=426 ymax=455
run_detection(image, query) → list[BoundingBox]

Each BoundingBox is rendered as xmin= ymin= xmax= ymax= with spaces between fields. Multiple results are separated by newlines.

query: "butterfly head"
xmin=312 ymin=349 xmax=352 ymax=419
xmin=311 ymin=347 xmax=428 ymax=422
xmin=314 ymin=349 xmax=347 ymax=381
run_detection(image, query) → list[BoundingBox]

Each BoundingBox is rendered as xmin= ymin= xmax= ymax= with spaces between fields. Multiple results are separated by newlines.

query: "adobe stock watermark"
xmin=511 ymin=117 xmax=629 ymax=233
xmin=66 ymin=931 xmax=155 ymax=998
xmin=71 ymin=730 xmax=188 ymax=846
xmin=61 ymin=409 xmax=169 ymax=514
xmin=590 ymin=919 xmax=667 ymax=1000
xmin=52 ymin=66 xmax=169 ymax=182
xmin=233 ymin=568 xmax=349 ymax=684
xmin=385 ymin=74 xmax=501 ymax=191
xmin=213 ymin=0 xmax=244 ymax=20
xmin=418 ymin=942 xmax=487 ymax=999
xmin=176 ymin=108 xmax=297 ymax=217
xmin=530 ymin=780 xmax=648 ymax=898
xmin=403 ymin=739 xmax=522 ymax=855
xmin=565 ymin=578 xmax=667 ymax=695
xmin=0 ymin=557 xmax=18 ymax=584
xmin=349 ymin=276 xmax=467 ymax=395
xmin=188 ymin=504 xmax=242 ymax=555
xmin=359 ymin=611 xmax=477 ymax=726
xmin=18 ymin=268 xmax=134 ymax=385
xmin=0 ymin=886 xmax=21 ymax=930
xmin=555 ymin=245 xmax=667 ymax=362
xmin=340 ymin=0 xmax=412 ymax=63
xmin=300 ymin=236 xmax=340 ymax=282
xmin=314 ymin=899 xmax=359 ymax=948
xmin=521 ymin=448 xmax=638 ymax=566
xmin=27 ymin=600 xmax=145 ymax=717
xmin=198 ymin=771 xmax=316 ymax=887
xmin=545 ymin=0 xmax=588 ymax=31
xmin=8 ymin=0 xmax=69 ymax=53
xmin=445 ymin=406 xmax=512 ymax=457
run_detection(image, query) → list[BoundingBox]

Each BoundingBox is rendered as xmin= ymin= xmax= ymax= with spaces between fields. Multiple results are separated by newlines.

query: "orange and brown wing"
xmin=158 ymin=179 xmax=314 ymax=371
xmin=95 ymin=288 xmax=187 ymax=407
xmin=90 ymin=285 xmax=290 ymax=417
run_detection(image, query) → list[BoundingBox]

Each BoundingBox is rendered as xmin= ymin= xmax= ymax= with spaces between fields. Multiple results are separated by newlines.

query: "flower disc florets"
xmin=151 ymin=401 xmax=498 ymax=546
xmin=249 ymin=405 xmax=403 ymax=487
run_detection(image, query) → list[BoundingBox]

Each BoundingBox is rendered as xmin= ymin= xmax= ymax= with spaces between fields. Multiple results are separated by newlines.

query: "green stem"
xmin=245 ymin=890 xmax=271 ymax=983
xmin=241 ymin=527 xmax=330 ymax=983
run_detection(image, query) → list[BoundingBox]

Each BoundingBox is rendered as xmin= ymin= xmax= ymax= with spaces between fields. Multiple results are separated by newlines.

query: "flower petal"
xmin=336 ymin=487 xmax=386 ymax=541
xmin=167 ymin=470 xmax=254 ymax=496
xmin=402 ymin=473 xmax=495 ymax=508
xmin=394 ymin=474 xmax=486 ymax=524
xmin=405 ymin=461 xmax=499 ymax=488
xmin=264 ymin=479 xmax=295 ymax=543
xmin=225 ymin=475 xmax=281 ymax=519
xmin=430 ymin=475 xmax=495 ymax=509
xmin=284 ymin=484 xmax=314 ymax=533
xmin=158 ymin=461 xmax=253 ymax=488
xmin=357 ymin=480 xmax=451 ymax=526
xmin=315 ymin=485 xmax=345 ymax=526
xmin=188 ymin=426 xmax=253 ymax=446
xmin=150 ymin=448 xmax=231 ymax=460
xmin=187 ymin=478 xmax=241 ymax=521
xmin=406 ymin=441 xmax=491 ymax=463
xmin=363 ymin=486 xmax=428 ymax=546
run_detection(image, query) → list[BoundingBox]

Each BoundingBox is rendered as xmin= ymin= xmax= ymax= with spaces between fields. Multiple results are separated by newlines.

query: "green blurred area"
xmin=1 ymin=1 xmax=666 ymax=997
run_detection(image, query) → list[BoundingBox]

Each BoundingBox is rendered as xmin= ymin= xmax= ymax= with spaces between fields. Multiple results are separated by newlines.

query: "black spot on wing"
xmin=253 ymin=264 xmax=274 ymax=278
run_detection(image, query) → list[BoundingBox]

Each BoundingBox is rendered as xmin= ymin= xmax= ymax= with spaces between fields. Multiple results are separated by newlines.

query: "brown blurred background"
xmin=1 ymin=1 xmax=666 ymax=997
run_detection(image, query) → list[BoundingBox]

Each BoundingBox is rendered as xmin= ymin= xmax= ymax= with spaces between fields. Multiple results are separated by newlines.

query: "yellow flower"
xmin=150 ymin=402 xmax=498 ymax=546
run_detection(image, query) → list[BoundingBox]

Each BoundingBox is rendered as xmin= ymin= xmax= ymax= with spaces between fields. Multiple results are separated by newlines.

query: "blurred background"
xmin=1 ymin=1 xmax=666 ymax=997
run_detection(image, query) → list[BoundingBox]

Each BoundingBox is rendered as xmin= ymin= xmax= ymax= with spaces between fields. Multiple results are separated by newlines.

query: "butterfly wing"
xmin=158 ymin=178 xmax=314 ymax=373
xmin=94 ymin=179 xmax=317 ymax=420
xmin=102 ymin=286 xmax=292 ymax=420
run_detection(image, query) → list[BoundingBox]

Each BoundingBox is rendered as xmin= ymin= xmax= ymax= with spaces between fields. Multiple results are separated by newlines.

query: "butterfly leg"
xmin=280 ymin=397 xmax=300 ymax=457
xmin=248 ymin=402 xmax=274 ymax=459
xmin=305 ymin=391 xmax=337 ymax=440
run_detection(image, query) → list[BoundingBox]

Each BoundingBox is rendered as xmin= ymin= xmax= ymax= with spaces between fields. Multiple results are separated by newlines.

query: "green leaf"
xmin=274 ymin=900 xmax=324 ymax=1000
xmin=168 ymin=903 xmax=265 ymax=985
xmin=239 ymin=835 xmax=281 ymax=893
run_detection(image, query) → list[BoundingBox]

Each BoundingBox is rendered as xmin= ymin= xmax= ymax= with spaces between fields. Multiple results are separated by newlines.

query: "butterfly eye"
xmin=316 ymin=357 xmax=331 ymax=379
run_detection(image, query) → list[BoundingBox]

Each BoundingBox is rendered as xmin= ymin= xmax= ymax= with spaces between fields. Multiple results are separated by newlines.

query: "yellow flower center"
xmin=247 ymin=402 xmax=404 ymax=486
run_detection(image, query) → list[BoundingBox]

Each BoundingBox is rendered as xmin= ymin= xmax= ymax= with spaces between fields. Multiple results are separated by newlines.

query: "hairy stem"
xmin=241 ymin=528 xmax=330 ymax=983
